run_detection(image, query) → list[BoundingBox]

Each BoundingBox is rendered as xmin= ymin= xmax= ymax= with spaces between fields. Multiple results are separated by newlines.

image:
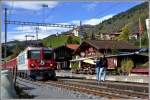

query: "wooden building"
xmin=74 ymin=40 xmax=137 ymax=57
xmin=54 ymin=44 xmax=79 ymax=70
xmin=70 ymin=40 xmax=139 ymax=74
xmin=100 ymin=32 xmax=120 ymax=40
xmin=100 ymin=32 xmax=140 ymax=40
xmin=106 ymin=53 xmax=148 ymax=70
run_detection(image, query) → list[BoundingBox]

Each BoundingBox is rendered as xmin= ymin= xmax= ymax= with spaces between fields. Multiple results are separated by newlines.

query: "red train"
xmin=2 ymin=47 xmax=57 ymax=80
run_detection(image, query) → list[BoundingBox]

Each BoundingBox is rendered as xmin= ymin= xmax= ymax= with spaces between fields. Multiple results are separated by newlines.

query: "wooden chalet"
xmin=54 ymin=44 xmax=79 ymax=70
xmin=70 ymin=40 xmax=143 ymax=74
xmin=74 ymin=40 xmax=137 ymax=56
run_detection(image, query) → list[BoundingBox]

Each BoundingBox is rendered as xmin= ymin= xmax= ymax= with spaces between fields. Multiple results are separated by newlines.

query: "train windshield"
xmin=29 ymin=50 xmax=40 ymax=59
xmin=43 ymin=50 xmax=53 ymax=59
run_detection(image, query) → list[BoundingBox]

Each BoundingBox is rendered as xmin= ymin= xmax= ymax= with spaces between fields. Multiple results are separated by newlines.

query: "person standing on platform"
xmin=100 ymin=54 xmax=108 ymax=81
xmin=95 ymin=57 xmax=101 ymax=81
xmin=95 ymin=57 xmax=105 ymax=81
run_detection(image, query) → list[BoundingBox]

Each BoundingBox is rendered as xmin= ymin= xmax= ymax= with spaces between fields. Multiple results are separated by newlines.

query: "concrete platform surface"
xmin=56 ymin=70 xmax=148 ymax=83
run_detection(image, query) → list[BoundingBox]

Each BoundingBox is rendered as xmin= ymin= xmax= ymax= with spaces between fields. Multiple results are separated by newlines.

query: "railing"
xmin=1 ymin=58 xmax=17 ymax=70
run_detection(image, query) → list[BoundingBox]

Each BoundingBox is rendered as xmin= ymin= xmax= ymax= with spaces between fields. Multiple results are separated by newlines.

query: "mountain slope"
xmin=74 ymin=2 xmax=148 ymax=39
xmin=96 ymin=2 xmax=148 ymax=34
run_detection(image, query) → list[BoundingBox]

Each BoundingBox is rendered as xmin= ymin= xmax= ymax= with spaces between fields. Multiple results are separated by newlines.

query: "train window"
xmin=29 ymin=50 xmax=40 ymax=59
xmin=44 ymin=50 xmax=53 ymax=59
xmin=27 ymin=51 xmax=31 ymax=59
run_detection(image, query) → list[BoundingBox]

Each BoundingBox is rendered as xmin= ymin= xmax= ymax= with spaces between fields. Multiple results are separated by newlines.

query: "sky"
xmin=1 ymin=1 xmax=143 ymax=42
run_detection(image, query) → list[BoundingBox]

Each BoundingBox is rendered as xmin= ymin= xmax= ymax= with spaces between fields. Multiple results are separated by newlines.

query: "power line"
xmin=6 ymin=20 xmax=76 ymax=28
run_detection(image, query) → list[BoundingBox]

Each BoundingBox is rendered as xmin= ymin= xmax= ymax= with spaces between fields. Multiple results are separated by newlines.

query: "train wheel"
xmin=19 ymin=72 xmax=21 ymax=77
xmin=48 ymin=70 xmax=57 ymax=81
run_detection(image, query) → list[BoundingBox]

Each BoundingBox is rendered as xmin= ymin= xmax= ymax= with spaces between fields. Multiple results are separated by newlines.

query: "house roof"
xmin=74 ymin=40 xmax=138 ymax=54
xmin=66 ymin=44 xmax=79 ymax=50
xmin=86 ymin=40 xmax=137 ymax=49
xmin=53 ymin=44 xmax=79 ymax=50
xmin=102 ymin=32 xmax=120 ymax=35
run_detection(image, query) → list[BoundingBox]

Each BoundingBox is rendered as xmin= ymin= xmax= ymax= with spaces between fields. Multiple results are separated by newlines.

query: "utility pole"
xmin=35 ymin=26 xmax=39 ymax=40
xmin=91 ymin=27 xmax=96 ymax=40
xmin=4 ymin=8 xmax=7 ymax=59
xmin=25 ymin=35 xmax=34 ymax=45
xmin=139 ymin=18 xmax=142 ymax=48
xmin=42 ymin=4 xmax=48 ymax=23
xmin=79 ymin=20 xmax=82 ymax=44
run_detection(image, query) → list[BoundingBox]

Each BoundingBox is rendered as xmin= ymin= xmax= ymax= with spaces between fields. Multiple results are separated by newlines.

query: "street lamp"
xmin=42 ymin=4 xmax=48 ymax=23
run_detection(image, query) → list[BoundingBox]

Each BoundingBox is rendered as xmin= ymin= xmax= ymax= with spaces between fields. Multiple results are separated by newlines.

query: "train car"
xmin=17 ymin=46 xmax=56 ymax=80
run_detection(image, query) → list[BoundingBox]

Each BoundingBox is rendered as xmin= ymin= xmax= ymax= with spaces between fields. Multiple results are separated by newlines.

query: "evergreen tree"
xmin=116 ymin=25 xmax=130 ymax=41
xmin=91 ymin=32 xmax=95 ymax=40
xmin=141 ymin=31 xmax=148 ymax=47
xmin=67 ymin=36 xmax=74 ymax=44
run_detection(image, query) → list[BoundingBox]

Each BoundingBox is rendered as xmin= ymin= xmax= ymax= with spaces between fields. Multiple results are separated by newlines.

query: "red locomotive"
xmin=2 ymin=47 xmax=57 ymax=80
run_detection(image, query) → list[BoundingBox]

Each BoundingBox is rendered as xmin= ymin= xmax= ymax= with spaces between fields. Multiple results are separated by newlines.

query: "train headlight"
xmin=50 ymin=64 xmax=53 ymax=67
xmin=31 ymin=64 xmax=35 ymax=67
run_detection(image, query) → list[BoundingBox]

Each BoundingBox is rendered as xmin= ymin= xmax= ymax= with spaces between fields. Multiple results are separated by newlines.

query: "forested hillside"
xmin=81 ymin=2 xmax=149 ymax=39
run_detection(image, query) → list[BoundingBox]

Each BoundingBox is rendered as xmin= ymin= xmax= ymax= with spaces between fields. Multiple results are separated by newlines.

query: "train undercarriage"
xmin=18 ymin=69 xmax=57 ymax=81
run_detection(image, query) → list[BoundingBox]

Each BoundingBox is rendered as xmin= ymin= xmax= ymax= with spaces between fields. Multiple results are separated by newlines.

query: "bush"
xmin=121 ymin=58 xmax=134 ymax=75
xmin=116 ymin=67 xmax=122 ymax=75
xmin=70 ymin=62 xmax=80 ymax=70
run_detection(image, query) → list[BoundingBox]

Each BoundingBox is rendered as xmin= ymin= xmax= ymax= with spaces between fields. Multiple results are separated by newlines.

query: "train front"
xmin=27 ymin=47 xmax=56 ymax=80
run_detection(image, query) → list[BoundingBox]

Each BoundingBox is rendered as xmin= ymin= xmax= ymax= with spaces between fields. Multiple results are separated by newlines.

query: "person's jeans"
xmin=96 ymin=67 xmax=100 ymax=81
xmin=96 ymin=67 xmax=105 ymax=81
xmin=101 ymin=68 xmax=106 ymax=81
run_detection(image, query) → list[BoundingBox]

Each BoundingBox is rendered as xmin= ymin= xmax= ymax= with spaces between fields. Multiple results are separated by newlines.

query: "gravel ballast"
xmin=16 ymin=77 xmax=105 ymax=99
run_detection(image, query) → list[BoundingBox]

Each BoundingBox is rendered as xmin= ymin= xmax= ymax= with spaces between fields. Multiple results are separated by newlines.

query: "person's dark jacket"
xmin=100 ymin=57 xmax=108 ymax=68
xmin=96 ymin=60 xmax=100 ymax=68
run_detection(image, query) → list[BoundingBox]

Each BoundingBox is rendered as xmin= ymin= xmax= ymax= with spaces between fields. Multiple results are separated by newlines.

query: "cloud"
xmin=1 ymin=31 xmax=27 ymax=42
xmin=84 ymin=3 xmax=98 ymax=11
xmin=3 ymin=1 xmax=59 ymax=10
xmin=69 ymin=14 xmax=114 ymax=26
xmin=83 ymin=14 xmax=114 ymax=25
xmin=3 ymin=25 xmax=71 ymax=41
xmin=70 ymin=20 xmax=80 ymax=25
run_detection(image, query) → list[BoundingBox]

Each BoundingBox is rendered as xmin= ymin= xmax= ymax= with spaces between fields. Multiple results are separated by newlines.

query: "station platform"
xmin=56 ymin=70 xmax=149 ymax=83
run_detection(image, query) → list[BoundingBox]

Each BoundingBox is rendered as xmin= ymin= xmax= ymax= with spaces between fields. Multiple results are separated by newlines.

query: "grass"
xmin=42 ymin=35 xmax=80 ymax=48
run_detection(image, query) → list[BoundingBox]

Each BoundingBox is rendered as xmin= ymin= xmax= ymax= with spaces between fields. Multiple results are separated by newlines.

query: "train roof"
xmin=17 ymin=46 xmax=52 ymax=58
xmin=26 ymin=46 xmax=52 ymax=50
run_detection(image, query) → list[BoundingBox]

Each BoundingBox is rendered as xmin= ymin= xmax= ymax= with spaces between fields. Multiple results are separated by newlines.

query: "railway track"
xmin=44 ymin=79 xmax=148 ymax=99
xmin=58 ymin=78 xmax=148 ymax=93
xmin=17 ymin=77 xmax=148 ymax=99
